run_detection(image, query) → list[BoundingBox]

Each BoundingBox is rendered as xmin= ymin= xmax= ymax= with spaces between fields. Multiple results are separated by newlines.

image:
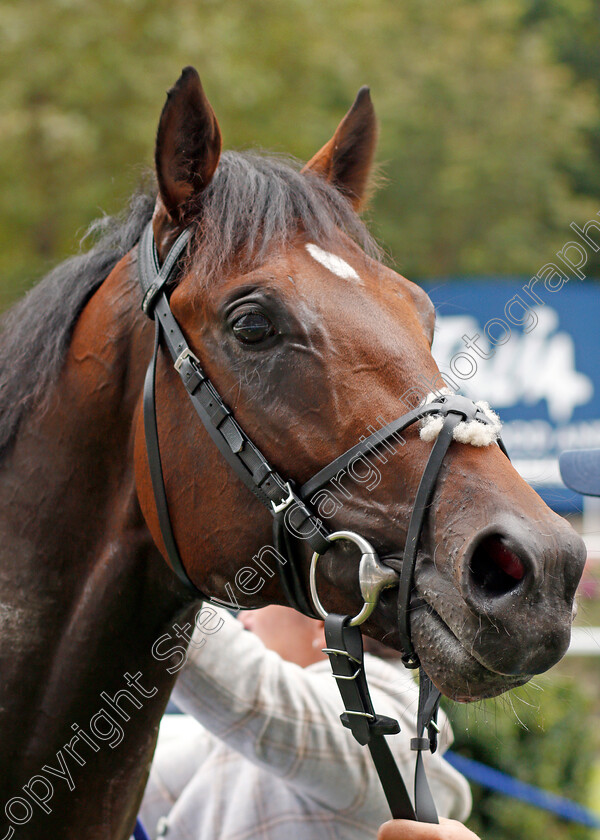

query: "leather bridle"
xmin=137 ymin=221 xmax=508 ymax=823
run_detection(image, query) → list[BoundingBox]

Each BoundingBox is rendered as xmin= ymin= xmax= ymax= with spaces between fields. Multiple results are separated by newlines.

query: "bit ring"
xmin=309 ymin=531 xmax=399 ymax=626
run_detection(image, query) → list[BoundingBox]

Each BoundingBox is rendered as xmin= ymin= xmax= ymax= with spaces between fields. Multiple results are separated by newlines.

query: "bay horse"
xmin=0 ymin=67 xmax=585 ymax=839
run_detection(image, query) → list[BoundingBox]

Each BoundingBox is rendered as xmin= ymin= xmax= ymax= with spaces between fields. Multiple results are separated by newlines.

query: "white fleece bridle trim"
xmin=419 ymin=388 xmax=502 ymax=447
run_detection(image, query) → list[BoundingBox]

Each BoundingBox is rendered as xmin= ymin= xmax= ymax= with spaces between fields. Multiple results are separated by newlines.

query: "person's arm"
xmin=172 ymin=606 xmax=372 ymax=811
xmin=171 ymin=607 xmax=467 ymax=817
xmin=378 ymin=818 xmax=481 ymax=840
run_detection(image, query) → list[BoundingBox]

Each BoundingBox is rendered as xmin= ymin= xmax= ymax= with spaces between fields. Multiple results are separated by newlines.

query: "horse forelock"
xmin=185 ymin=151 xmax=382 ymax=284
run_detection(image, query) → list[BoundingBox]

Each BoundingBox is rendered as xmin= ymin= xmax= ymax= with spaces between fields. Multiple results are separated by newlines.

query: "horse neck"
xmin=0 ymin=252 xmax=196 ymax=839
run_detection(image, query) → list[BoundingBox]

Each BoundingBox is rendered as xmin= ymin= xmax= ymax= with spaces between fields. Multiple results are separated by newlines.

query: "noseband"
xmin=138 ymin=222 xmax=508 ymax=822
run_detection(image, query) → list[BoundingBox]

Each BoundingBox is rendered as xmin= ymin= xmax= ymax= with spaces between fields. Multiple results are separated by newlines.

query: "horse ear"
xmin=155 ymin=67 xmax=222 ymax=224
xmin=302 ymin=87 xmax=378 ymax=210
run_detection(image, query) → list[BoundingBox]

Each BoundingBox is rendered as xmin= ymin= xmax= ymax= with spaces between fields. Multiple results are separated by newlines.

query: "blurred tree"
xmin=522 ymin=0 xmax=600 ymax=272
xmin=0 ymin=0 xmax=598 ymax=306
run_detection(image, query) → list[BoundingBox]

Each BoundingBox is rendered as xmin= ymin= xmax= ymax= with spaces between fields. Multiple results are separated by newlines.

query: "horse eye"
xmin=231 ymin=311 xmax=274 ymax=344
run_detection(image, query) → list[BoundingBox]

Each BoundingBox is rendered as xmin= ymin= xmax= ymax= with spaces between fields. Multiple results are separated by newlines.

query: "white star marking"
xmin=305 ymin=243 xmax=362 ymax=283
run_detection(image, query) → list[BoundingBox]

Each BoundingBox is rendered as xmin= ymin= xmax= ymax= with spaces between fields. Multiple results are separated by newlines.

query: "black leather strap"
xmin=300 ymin=404 xmax=444 ymax=500
xmin=143 ymin=317 xmax=200 ymax=593
xmin=324 ymin=615 xmax=443 ymax=823
xmin=369 ymin=737 xmax=417 ymax=821
xmin=299 ymin=394 xmax=494 ymax=502
xmin=395 ymin=412 xmax=462 ymax=667
xmin=324 ymin=614 xmax=416 ymax=820
xmin=139 ymin=223 xmax=192 ymax=315
xmin=152 ymin=286 xmax=330 ymax=554
xmin=411 ymin=668 xmax=442 ymax=823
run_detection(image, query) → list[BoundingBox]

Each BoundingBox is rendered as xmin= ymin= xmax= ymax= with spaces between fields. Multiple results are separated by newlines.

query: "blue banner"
xmin=422 ymin=279 xmax=600 ymax=511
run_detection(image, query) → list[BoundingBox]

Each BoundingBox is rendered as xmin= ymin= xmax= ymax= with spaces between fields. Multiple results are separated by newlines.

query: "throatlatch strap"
xmin=143 ymin=318 xmax=198 ymax=592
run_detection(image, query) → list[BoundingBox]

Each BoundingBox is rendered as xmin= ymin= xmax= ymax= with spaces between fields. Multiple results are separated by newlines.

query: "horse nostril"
xmin=469 ymin=534 xmax=526 ymax=597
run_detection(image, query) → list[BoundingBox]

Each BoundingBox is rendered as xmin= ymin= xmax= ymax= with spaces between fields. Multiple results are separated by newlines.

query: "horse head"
xmin=134 ymin=68 xmax=586 ymax=702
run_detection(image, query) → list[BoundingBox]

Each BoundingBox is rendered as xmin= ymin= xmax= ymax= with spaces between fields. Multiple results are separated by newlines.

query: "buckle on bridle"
xmin=271 ymin=481 xmax=295 ymax=514
xmin=174 ymin=347 xmax=201 ymax=372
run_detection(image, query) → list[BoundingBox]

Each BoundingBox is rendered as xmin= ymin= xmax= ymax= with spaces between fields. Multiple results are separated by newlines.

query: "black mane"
xmin=0 ymin=188 xmax=155 ymax=455
xmin=0 ymin=152 xmax=379 ymax=455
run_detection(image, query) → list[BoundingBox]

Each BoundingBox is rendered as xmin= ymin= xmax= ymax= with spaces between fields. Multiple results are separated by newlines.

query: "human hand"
xmin=378 ymin=817 xmax=481 ymax=840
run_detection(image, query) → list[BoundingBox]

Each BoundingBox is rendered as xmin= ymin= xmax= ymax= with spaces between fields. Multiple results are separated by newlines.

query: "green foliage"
xmin=444 ymin=677 xmax=599 ymax=840
xmin=521 ymin=0 xmax=600 ymax=273
xmin=1 ymin=0 xmax=600 ymax=308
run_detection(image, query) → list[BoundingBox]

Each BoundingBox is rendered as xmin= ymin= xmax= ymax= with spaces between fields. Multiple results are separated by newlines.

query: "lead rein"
xmin=323 ymin=614 xmax=441 ymax=823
